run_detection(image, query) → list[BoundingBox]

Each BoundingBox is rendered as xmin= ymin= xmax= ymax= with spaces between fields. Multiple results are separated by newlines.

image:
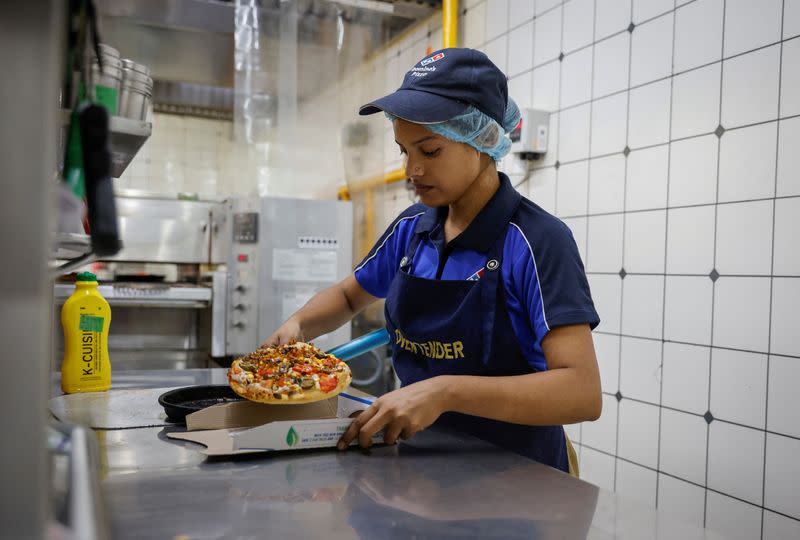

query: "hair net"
xmin=385 ymin=98 xmax=521 ymax=161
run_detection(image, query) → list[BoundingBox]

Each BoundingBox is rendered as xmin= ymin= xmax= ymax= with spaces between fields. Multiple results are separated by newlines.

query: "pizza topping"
xmin=228 ymin=340 xmax=349 ymax=402
xmin=319 ymin=375 xmax=337 ymax=393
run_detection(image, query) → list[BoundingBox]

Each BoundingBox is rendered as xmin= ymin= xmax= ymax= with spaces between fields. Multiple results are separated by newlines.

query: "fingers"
xmin=357 ymin=410 xmax=391 ymax=448
xmin=338 ymin=405 xmax=378 ymax=450
xmin=383 ymin=422 xmax=403 ymax=446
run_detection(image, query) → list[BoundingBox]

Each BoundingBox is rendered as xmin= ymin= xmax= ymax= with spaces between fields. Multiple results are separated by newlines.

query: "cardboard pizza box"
xmin=167 ymin=390 xmax=381 ymax=456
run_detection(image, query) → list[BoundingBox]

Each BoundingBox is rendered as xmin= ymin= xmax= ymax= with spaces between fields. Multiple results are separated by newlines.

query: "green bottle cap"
xmin=76 ymin=271 xmax=97 ymax=282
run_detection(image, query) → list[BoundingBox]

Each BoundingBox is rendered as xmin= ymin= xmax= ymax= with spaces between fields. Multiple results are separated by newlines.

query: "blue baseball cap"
xmin=359 ymin=47 xmax=509 ymax=126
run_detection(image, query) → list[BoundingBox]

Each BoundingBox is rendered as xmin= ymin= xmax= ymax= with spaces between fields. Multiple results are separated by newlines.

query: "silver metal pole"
xmin=0 ymin=1 xmax=64 ymax=538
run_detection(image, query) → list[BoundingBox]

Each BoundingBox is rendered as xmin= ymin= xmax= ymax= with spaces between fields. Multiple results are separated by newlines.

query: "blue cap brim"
xmin=359 ymin=89 xmax=469 ymax=124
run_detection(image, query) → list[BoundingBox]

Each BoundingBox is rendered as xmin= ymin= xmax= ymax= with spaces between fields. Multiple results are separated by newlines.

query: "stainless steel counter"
xmin=95 ymin=369 xmax=730 ymax=540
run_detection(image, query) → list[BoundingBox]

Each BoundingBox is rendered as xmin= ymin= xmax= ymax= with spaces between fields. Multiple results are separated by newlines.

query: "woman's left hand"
xmin=337 ymin=376 xmax=450 ymax=450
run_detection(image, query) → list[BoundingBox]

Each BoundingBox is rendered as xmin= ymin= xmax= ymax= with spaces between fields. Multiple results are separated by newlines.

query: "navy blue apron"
xmin=383 ymin=207 xmax=569 ymax=472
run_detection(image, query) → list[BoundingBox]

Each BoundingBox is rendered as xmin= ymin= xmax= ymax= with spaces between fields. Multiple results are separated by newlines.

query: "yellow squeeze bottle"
xmin=61 ymin=272 xmax=112 ymax=393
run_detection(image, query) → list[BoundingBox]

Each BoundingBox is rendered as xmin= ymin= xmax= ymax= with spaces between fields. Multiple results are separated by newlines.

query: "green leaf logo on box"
xmin=286 ymin=426 xmax=299 ymax=447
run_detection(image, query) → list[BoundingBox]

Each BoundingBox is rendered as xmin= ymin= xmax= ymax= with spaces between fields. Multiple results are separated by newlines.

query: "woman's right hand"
xmin=262 ymin=317 xmax=303 ymax=347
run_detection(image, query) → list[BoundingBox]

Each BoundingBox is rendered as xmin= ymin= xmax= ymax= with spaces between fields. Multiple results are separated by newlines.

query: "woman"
xmin=266 ymin=48 xmax=601 ymax=474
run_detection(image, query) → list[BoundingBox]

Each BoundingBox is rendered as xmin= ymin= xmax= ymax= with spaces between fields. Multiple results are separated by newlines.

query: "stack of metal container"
xmin=87 ymin=44 xmax=152 ymax=121
xmin=118 ymin=59 xmax=153 ymax=121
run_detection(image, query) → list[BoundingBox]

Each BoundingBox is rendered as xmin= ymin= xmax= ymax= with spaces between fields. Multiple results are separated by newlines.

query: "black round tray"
xmin=158 ymin=385 xmax=245 ymax=423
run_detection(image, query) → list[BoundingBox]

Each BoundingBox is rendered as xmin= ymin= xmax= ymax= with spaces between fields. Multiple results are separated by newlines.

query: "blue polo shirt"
xmin=354 ymin=173 xmax=599 ymax=372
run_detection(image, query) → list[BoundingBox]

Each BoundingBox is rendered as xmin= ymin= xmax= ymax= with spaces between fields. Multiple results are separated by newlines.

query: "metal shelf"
xmin=54 ymin=232 xmax=92 ymax=259
xmin=108 ymin=116 xmax=152 ymax=178
xmin=62 ymin=111 xmax=152 ymax=178
xmin=53 ymin=283 xmax=212 ymax=309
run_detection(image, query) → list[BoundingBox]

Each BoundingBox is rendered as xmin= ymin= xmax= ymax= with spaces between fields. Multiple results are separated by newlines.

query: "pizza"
xmin=227 ymin=341 xmax=352 ymax=404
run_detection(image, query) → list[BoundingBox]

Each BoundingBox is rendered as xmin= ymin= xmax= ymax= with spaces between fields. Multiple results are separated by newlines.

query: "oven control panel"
xmin=226 ymin=201 xmax=260 ymax=355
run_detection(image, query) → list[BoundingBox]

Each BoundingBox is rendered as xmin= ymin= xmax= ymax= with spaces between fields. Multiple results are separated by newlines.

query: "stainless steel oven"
xmin=53 ymin=193 xmax=353 ymax=369
xmin=209 ymin=196 xmax=353 ymax=358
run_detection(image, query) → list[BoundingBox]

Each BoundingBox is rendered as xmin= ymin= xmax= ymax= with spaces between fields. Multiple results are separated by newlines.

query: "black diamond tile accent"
xmin=554 ymin=160 xmax=561 ymax=169
xmin=628 ymin=22 xmax=635 ymax=33
xmin=558 ymin=52 xmax=565 ymax=62
xmin=615 ymin=391 xmax=623 ymax=402
xmin=704 ymin=410 xmax=714 ymax=424
xmin=709 ymin=269 xmax=720 ymax=282
xmin=619 ymin=268 xmax=627 ymax=279
xmin=715 ymin=124 xmax=725 ymax=138
xmin=462 ymin=7 xmax=468 ymax=15
xmin=623 ymin=146 xmax=631 ymax=157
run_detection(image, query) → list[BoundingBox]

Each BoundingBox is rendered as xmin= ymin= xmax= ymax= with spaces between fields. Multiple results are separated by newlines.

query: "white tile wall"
xmin=764 ymin=510 xmax=800 ymax=540
xmin=705 ymin=491 xmax=763 ymax=540
xmin=721 ymin=45 xmax=781 ymax=129
xmin=770 ymin=278 xmax=800 ymax=357
xmin=558 ymin=103 xmax=591 ymax=161
xmin=533 ymin=8 xmax=562 ymax=67
xmin=787 ymin=0 xmax=800 ymax=39
xmin=117 ymin=113 xmax=259 ymax=198
xmin=359 ymin=3 xmax=800 ymax=536
xmin=713 ymin=276 xmax=771 ymax=352
xmin=617 ymin=399 xmax=660 ymax=468
xmin=508 ymin=0 xmax=535 ymax=22
xmin=774 ymin=196 xmax=800 ymax=276
xmin=563 ymin=0 xmax=595 ymax=53
xmin=528 ymin=167 xmax=557 ymax=213
xmin=668 ymin=135 xmax=718 ymax=206
xmin=619 ymin=337 xmax=662 ymax=403
xmin=718 ymin=122 xmax=778 ymax=203
xmin=592 ymin=32 xmax=630 ymax=98
xmin=580 ymin=446 xmax=615 ymax=491
xmin=582 ymin=393 xmax=618 ymax=454
xmin=509 ymin=71 xmax=533 ymax=109
xmin=723 ymin=0 xmax=782 ymax=58
xmin=708 ymin=421 xmax=765 ymax=504
xmin=710 ymin=348 xmax=768 ymax=429
xmin=674 ymin=0 xmax=724 ymax=73
xmin=662 ymin=342 xmax=709 ymax=415
xmin=508 ymin=20 xmax=535 ymax=76
xmin=620 ymin=274 xmax=664 ymax=338
xmin=561 ymin=47 xmax=594 ymax=108
xmin=663 ymin=276 xmax=713 ymax=344
xmin=590 ymin=92 xmax=628 ymax=157
xmin=626 ymin=145 xmax=668 ymax=211
xmin=595 ymin=0 xmax=631 ymax=42
xmin=783 ymin=38 xmax=800 ymax=118
xmin=615 ymin=459 xmax=657 ymax=508
xmin=630 ymin=13 xmax=673 ymax=88
xmin=556 ymin=161 xmax=589 ymax=216
xmin=671 ymin=63 xmax=721 ymax=140
xmin=588 ymin=154 xmax=626 ymax=214
xmin=633 ymin=0 xmax=673 ymax=25
xmin=628 ymin=79 xmax=671 ymax=149
xmin=767 ymin=355 xmax=800 ymax=439
xmin=765 ymin=433 xmax=800 ymax=520
xmin=587 ymin=213 xmax=623 ymax=272
xmin=715 ymin=200 xmax=774 ymax=275
xmin=532 ymin=62 xmax=561 ymax=111
xmin=593 ymin=332 xmax=620 ymax=394
xmin=657 ymin=474 xmax=705 ymax=528
xmin=659 ymin=409 xmax=707 ymax=485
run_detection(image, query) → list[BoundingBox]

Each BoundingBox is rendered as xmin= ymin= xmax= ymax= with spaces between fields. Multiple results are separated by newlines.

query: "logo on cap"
xmin=420 ymin=52 xmax=445 ymax=66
